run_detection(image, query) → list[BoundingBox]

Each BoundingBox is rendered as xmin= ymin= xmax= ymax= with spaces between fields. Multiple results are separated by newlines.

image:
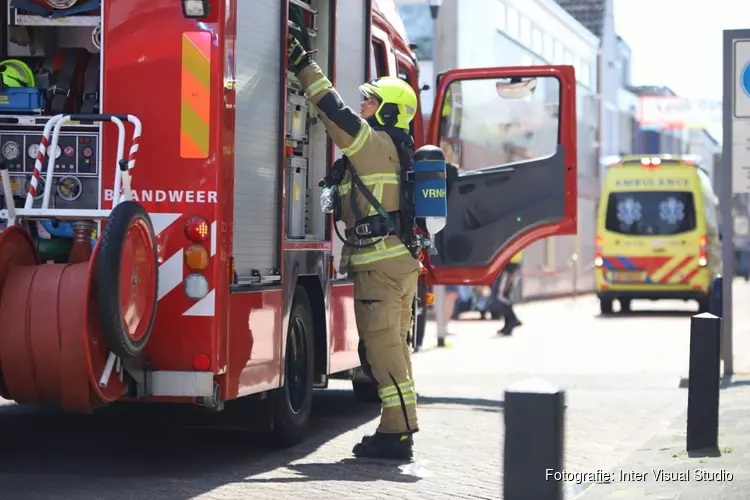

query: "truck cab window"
xmin=372 ymin=40 xmax=388 ymax=77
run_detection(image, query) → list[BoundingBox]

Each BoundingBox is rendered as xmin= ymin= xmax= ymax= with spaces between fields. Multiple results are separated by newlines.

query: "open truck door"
xmin=422 ymin=66 xmax=578 ymax=285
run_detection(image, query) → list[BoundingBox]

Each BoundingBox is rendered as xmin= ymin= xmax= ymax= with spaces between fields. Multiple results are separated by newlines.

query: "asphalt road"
xmin=1 ymin=283 xmax=748 ymax=499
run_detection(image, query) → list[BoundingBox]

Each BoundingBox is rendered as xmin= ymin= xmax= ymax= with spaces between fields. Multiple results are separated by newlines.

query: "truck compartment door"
xmin=423 ymin=66 xmax=578 ymax=285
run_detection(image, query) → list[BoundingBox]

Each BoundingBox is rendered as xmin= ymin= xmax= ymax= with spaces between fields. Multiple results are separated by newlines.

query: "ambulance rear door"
xmin=423 ymin=66 xmax=578 ymax=285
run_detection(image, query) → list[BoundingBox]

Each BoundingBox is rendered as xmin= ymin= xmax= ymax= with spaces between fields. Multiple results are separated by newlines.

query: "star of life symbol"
xmin=617 ymin=198 xmax=642 ymax=225
xmin=659 ymin=197 xmax=684 ymax=224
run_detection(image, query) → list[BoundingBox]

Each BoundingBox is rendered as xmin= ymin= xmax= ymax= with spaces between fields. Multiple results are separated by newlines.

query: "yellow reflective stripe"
xmin=348 ymin=242 xmax=411 ymax=265
xmin=337 ymin=173 xmax=398 ymax=197
xmin=341 ymin=122 xmax=371 ymax=156
xmin=382 ymin=395 xmax=417 ymax=408
xmin=378 ymin=381 xmax=414 ymax=398
xmin=368 ymin=183 xmax=384 ymax=216
xmin=306 ymin=76 xmax=332 ymax=98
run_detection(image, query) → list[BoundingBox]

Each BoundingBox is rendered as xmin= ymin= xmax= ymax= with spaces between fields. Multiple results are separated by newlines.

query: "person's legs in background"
xmin=496 ymin=263 xmax=522 ymax=336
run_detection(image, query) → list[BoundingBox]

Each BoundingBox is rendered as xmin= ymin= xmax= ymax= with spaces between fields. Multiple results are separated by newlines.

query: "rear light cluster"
xmin=698 ymin=235 xmax=708 ymax=267
xmin=183 ymin=215 xmax=211 ymax=301
xmin=594 ymin=235 xmax=603 ymax=267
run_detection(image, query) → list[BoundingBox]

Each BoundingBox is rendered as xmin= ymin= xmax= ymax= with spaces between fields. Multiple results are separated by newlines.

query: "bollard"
xmin=686 ymin=313 xmax=721 ymax=452
xmin=504 ymin=379 xmax=565 ymax=500
xmin=709 ymin=275 xmax=722 ymax=318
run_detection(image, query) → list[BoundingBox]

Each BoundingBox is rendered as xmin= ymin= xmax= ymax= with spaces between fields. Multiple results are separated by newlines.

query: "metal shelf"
xmin=9 ymin=7 xmax=100 ymax=27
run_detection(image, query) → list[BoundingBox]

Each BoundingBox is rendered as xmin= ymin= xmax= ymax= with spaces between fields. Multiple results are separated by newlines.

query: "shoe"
xmin=353 ymin=432 xmax=414 ymax=460
xmin=497 ymin=319 xmax=522 ymax=336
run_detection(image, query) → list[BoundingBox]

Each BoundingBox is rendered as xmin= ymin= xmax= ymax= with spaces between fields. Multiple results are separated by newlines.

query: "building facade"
xmin=396 ymin=0 xmax=601 ymax=298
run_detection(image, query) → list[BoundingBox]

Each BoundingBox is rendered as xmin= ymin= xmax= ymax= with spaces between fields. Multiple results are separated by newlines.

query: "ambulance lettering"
xmin=104 ymin=189 xmax=218 ymax=203
xmin=614 ymin=178 xmax=689 ymax=188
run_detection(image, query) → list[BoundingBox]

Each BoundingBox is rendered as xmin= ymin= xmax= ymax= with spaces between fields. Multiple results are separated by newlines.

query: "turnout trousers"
xmin=354 ymin=263 xmax=420 ymax=434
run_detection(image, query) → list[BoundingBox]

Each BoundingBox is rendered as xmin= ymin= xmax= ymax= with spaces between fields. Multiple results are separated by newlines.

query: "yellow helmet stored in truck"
xmin=0 ymin=59 xmax=35 ymax=88
xmin=359 ymin=76 xmax=417 ymax=130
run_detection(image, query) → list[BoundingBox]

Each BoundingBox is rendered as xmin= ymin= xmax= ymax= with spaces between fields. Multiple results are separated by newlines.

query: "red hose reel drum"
xmin=0 ymin=202 xmax=159 ymax=412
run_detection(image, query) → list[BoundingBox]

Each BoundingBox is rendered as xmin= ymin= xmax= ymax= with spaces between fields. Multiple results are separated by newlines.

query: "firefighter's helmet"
xmin=0 ymin=59 xmax=35 ymax=88
xmin=359 ymin=77 xmax=417 ymax=130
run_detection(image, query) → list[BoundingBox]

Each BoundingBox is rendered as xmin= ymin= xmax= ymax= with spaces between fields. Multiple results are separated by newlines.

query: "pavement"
xmin=576 ymin=376 xmax=750 ymax=500
xmin=0 ymin=282 xmax=748 ymax=499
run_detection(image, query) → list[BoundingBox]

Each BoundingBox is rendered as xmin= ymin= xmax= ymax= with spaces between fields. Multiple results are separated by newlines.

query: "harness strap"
xmin=348 ymin=165 xmax=395 ymax=231
xmin=80 ymin=54 xmax=99 ymax=113
xmin=345 ymin=211 xmax=401 ymax=240
xmin=48 ymin=49 xmax=80 ymax=115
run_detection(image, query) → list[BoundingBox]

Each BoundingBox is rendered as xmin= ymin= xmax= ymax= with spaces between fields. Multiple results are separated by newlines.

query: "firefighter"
xmin=493 ymin=250 xmax=524 ymax=335
xmin=288 ymin=36 xmax=419 ymax=460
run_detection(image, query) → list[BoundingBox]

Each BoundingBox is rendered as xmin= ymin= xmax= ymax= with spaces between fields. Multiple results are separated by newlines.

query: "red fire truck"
xmin=0 ymin=0 xmax=578 ymax=445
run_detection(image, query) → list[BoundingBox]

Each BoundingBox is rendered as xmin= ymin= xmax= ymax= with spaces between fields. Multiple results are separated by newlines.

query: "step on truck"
xmin=0 ymin=0 xmax=579 ymax=445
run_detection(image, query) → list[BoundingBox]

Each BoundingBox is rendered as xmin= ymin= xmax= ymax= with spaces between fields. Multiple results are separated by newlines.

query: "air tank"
xmin=413 ymin=145 xmax=447 ymax=235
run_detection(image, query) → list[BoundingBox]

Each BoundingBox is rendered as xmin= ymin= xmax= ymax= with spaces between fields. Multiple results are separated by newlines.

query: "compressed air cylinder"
xmin=413 ymin=145 xmax=447 ymax=235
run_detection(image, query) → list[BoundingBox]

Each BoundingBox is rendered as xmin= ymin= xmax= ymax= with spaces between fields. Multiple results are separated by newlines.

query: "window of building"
xmin=543 ymin=32 xmax=554 ymax=62
xmin=554 ymin=41 xmax=564 ymax=64
xmin=564 ymin=50 xmax=574 ymax=65
xmin=506 ymin=6 xmax=519 ymax=38
xmin=496 ymin=2 xmax=506 ymax=32
xmin=520 ymin=16 xmax=531 ymax=45
xmin=532 ymin=26 xmax=543 ymax=55
xmin=580 ymin=62 xmax=591 ymax=87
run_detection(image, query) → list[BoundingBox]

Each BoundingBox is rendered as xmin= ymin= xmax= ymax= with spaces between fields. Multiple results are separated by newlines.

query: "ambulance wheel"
xmin=599 ymin=297 xmax=614 ymax=315
xmin=697 ymin=296 xmax=710 ymax=314
xmin=619 ymin=298 xmax=631 ymax=313
xmin=272 ymin=286 xmax=315 ymax=447
xmin=97 ymin=201 xmax=159 ymax=359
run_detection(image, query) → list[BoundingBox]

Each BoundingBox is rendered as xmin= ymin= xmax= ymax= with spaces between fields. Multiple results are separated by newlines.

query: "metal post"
xmin=434 ymin=285 xmax=447 ymax=347
xmin=686 ymin=313 xmax=721 ymax=452
xmin=504 ymin=379 xmax=565 ymax=500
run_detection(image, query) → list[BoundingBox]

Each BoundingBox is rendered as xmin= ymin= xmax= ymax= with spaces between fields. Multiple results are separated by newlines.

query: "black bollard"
xmin=709 ymin=275 xmax=722 ymax=318
xmin=503 ymin=379 xmax=564 ymax=500
xmin=686 ymin=313 xmax=721 ymax=452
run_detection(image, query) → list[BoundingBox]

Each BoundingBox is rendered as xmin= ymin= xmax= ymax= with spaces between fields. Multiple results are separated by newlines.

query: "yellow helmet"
xmin=0 ymin=59 xmax=35 ymax=88
xmin=359 ymin=77 xmax=417 ymax=130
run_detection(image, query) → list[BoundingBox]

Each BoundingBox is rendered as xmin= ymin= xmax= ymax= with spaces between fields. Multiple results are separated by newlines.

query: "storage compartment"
xmin=285 ymin=0 xmax=332 ymax=241
xmin=285 ymin=156 xmax=308 ymax=238
xmin=0 ymin=0 xmax=103 ymax=216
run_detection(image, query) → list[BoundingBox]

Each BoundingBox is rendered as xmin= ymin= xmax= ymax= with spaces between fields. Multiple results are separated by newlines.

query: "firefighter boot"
xmin=353 ymin=432 xmax=414 ymax=460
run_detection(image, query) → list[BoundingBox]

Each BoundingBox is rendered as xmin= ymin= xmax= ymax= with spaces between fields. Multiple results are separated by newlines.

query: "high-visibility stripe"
xmin=180 ymin=32 xmax=211 ymax=159
xmin=379 ymin=381 xmax=414 ymax=398
xmin=348 ymin=241 xmax=411 ymax=266
xmin=306 ymin=76 xmax=332 ymax=99
xmin=341 ymin=122 xmax=371 ymax=156
xmin=338 ymin=173 xmax=399 ymax=196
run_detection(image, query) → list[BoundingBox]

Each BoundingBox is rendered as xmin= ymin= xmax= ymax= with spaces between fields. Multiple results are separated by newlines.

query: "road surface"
xmin=2 ymin=282 xmax=749 ymax=499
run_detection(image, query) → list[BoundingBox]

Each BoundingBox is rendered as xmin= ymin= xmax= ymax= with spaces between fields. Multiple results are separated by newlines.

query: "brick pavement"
xmin=576 ymin=376 xmax=750 ymax=500
xmin=1 ymin=284 xmax=749 ymax=499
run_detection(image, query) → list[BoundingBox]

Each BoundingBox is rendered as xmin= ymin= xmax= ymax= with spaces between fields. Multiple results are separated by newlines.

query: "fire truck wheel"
xmin=272 ymin=286 xmax=315 ymax=447
xmin=97 ymin=201 xmax=159 ymax=359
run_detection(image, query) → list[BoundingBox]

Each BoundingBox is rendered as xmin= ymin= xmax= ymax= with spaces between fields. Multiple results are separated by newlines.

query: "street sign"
xmin=732 ymin=40 xmax=750 ymax=193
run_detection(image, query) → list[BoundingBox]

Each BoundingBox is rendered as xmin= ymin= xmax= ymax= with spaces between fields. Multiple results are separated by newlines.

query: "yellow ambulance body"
xmin=594 ymin=155 xmax=721 ymax=315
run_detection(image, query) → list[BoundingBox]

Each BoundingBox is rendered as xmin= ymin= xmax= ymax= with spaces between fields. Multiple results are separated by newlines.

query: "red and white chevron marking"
xmin=150 ymin=213 xmax=216 ymax=317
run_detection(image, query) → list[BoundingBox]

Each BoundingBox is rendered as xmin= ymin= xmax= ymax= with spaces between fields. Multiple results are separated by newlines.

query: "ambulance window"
xmin=438 ymin=76 xmax=560 ymax=172
xmin=604 ymin=191 xmax=697 ymax=236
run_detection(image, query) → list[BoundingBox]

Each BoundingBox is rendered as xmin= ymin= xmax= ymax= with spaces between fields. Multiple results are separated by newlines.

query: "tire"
xmin=272 ymin=286 xmax=315 ymax=447
xmin=97 ymin=201 xmax=158 ymax=358
xmin=599 ymin=297 xmax=614 ymax=315
xmin=352 ymin=379 xmax=380 ymax=403
xmin=619 ymin=298 xmax=631 ymax=313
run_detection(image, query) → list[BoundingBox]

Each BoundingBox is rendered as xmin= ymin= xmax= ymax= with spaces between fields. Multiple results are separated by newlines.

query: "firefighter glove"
xmin=287 ymin=35 xmax=312 ymax=73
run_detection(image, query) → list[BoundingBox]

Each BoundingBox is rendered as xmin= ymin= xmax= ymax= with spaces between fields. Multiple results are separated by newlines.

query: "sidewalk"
xmin=577 ymin=376 xmax=750 ymax=500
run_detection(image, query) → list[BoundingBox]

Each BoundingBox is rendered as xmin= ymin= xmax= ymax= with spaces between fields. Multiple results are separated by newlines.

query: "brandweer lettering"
xmin=615 ymin=178 xmax=689 ymax=188
xmin=422 ymin=188 xmax=446 ymax=198
xmin=104 ymin=189 xmax=217 ymax=203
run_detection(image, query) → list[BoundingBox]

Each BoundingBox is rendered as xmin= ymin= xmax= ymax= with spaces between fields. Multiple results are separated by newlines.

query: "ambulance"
xmin=594 ymin=155 xmax=721 ymax=314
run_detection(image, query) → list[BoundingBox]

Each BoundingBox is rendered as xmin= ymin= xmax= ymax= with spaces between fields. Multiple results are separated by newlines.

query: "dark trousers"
xmin=491 ymin=262 xmax=521 ymax=323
